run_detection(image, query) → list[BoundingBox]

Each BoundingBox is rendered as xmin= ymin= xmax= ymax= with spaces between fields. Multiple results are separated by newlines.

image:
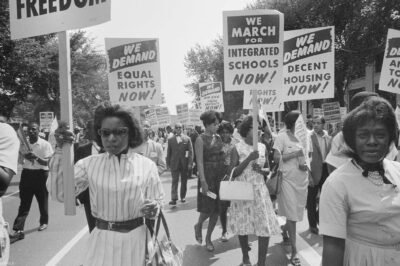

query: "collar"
xmin=106 ymin=147 xmax=133 ymax=159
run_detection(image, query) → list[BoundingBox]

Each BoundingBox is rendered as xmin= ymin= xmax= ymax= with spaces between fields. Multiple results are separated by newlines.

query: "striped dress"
xmin=50 ymin=148 xmax=164 ymax=266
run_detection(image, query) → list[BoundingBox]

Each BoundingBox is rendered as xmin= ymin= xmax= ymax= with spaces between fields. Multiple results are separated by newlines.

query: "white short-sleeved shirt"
xmin=0 ymin=123 xmax=19 ymax=175
xmin=23 ymin=137 xmax=53 ymax=170
xmin=320 ymin=159 xmax=400 ymax=265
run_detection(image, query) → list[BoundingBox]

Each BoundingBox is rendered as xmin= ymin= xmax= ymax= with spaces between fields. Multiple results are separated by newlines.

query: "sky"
xmin=83 ymin=0 xmax=252 ymax=114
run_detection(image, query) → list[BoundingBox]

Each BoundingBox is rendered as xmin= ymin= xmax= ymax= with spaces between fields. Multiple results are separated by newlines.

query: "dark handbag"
xmin=145 ymin=211 xmax=183 ymax=266
xmin=266 ymin=161 xmax=282 ymax=196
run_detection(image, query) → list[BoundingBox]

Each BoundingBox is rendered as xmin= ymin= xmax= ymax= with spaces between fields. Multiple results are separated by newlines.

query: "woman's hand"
xmin=295 ymin=149 xmax=304 ymax=157
xmin=247 ymin=150 xmax=259 ymax=161
xmin=200 ymin=179 xmax=209 ymax=194
xmin=299 ymin=164 xmax=308 ymax=171
xmin=140 ymin=199 xmax=159 ymax=219
xmin=54 ymin=122 xmax=75 ymax=148
xmin=252 ymin=163 xmax=270 ymax=175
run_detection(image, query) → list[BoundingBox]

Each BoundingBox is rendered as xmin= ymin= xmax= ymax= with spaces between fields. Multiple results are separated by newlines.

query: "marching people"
xmin=0 ymin=122 xmax=20 ymax=265
xmin=217 ymin=120 xmax=235 ymax=242
xmin=307 ymin=116 xmax=332 ymax=235
xmin=49 ymin=103 xmax=164 ymax=266
xmin=194 ymin=111 xmax=224 ymax=252
xmin=320 ymin=97 xmax=400 ymax=266
xmin=228 ymin=115 xmax=280 ymax=266
xmin=166 ymin=123 xmax=193 ymax=206
xmin=133 ymin=120 xmax=166 ymax=176
xmin=10 ymin=122 xmax=53 ymax=243
xmin=273 ymin=111 xmax=309 ymax=266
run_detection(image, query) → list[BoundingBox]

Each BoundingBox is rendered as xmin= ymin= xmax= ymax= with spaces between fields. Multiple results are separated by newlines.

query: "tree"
xmin=1 ymin=1 xmax=108 ymax=124
xmin=184 ymin=38 xmax=245 ymax=121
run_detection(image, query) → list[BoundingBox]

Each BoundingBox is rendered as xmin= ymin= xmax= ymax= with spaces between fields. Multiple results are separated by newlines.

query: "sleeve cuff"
xmin=319 ymin=222 xmax=346 ymax=239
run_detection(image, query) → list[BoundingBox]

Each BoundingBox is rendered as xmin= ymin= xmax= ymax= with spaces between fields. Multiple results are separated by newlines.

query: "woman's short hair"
xmin=93 ymin=103 xmax=143 ymax=149
xmin=343 ymin=96 xmax=398 ymax=155
xmin=200 ymin=111 xmax=222 ymax=127
xmin=239 ymin=115 xmax=253 ymax=138
xmin=284 ymin=111 xmax=301 ymax=130
xmin=217 ymin=120 xmax=234 ymax=135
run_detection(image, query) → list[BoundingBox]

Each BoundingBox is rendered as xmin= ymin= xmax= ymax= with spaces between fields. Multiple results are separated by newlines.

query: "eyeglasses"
xmin=98 ymin=127 xmax=128 ymax=137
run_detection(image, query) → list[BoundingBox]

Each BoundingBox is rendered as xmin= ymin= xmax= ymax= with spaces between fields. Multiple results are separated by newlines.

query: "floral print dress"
xmin=227 ymin=140 xmax=280 ymax=237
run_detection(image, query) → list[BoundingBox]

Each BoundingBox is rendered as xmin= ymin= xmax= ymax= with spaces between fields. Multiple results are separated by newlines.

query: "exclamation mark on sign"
xmin=321 ymin=81 xmax=329 ymax=93
xmin=269 ymin=71 xmax=276 ymax=83
xmin=151 ymin=89 xmax=156 ymax=99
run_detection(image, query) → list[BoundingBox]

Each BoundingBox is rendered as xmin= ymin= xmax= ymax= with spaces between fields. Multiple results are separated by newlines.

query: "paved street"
xmin=3 ymin=169 xmax=323 ymax=266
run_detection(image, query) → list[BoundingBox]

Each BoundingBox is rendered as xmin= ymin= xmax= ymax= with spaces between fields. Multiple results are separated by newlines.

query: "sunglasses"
xmin=98 ymin=127 xmax=129 ymax=137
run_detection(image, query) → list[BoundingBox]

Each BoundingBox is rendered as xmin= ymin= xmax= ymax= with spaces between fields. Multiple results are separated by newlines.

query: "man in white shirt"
xmin=0 ymin=123 xmax=19 ymax=264
xmin=133 ymin=121 xmax=166 ymax=176
xmin=10 ymin=122 xmax=53 ymax=242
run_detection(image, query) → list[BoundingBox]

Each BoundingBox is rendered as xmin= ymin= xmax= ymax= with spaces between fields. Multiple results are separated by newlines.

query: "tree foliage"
xmin=184 ymin=38 xmax=245 ymax=121
xmin=0 ymin=1 xmax=108 ymax=124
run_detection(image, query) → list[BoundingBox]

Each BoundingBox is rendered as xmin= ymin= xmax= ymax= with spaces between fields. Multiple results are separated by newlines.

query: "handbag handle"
xmin=228 ymin=167 xmax=236 ymax=182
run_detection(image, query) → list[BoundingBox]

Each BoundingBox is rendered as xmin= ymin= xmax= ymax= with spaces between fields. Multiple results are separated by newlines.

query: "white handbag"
xmin=219 ymin=167 xmax=254 ymax=201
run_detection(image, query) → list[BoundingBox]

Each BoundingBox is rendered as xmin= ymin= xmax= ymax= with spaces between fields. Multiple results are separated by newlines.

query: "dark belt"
xmin=95 ymin=217 xmax=144 ymax=233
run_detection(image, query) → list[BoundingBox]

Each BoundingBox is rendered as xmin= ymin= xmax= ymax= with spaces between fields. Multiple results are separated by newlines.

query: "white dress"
xmin=52 ymin=148 xmax=164 ymax=266
xmin=273 ymin=130 xmax=308 ymax=221
xmin=320 ymin=159 xmax=400 ymax=266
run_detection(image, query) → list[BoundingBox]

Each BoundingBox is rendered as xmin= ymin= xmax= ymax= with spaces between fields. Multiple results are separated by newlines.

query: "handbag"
xmin=266 ymin=164 xmax=282 ymax=196
xmin=219 ymin=167 xmax=254 ymax=201
xmin=145 ymin=211 xmax=183 ymax=266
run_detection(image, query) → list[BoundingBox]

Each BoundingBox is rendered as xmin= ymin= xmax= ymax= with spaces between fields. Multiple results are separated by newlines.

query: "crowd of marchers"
xmin=0 ymin=91 xmax=399 ymax=266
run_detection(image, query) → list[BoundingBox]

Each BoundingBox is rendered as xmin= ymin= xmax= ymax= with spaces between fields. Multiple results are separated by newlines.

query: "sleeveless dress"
xmin=227 ymin=141 xmax=280 ymax=237
xmin=197 ymin=134 xmax=224 ymax=214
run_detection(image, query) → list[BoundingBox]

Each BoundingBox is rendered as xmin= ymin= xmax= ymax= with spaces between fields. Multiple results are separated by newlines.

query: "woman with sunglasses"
xmin=49 ymin=103 xmax=164 ymax=266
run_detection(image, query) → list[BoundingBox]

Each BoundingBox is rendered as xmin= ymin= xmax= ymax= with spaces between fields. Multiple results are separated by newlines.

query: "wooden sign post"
xmin=58 ymin=31 xmax=75 ymax=215
xmin=252 ymin=90 xmax=259 ymax=151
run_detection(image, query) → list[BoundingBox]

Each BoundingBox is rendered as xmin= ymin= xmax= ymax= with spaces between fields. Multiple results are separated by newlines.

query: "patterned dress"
xmin=197 ymin=134 xmax=224 ymax=214
xmin=227 ymin=140 xmax=280 ymax=237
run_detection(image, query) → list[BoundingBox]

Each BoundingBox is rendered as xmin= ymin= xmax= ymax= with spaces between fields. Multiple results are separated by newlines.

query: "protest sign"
xmin=199 ymin=82 xmax=224 ymax=112
xmin=283 ymin=27 xmax=334 ymax=101
xmin=340 ymin=107 xmax=347 ymax=119
xmin=144 ymin=107 xmax=157 ymax=127
xmin=223 ymin=10 xmax=284 ymax=92
xmin=313 ymin=108 xmax=323 ymax=117
xmin=322 ymin=102 xmax=341 ymax=124
xmin=243 ymin=89 xmax=284 ymax=112
xmin=294 ymin=114 xmax=310 ymax=169
xmin=188 ymin=109 xmax=202 ymax=128
xmin=176 ymin=103 xmax=189 ymax=125
xmin=9 ymin=0 xmax=110 ymax=40
xmin=155 ymin=107 xmax=170 ymax=128
xmin=106 ymin=38 xmax=162 ymax=107
xmin=39 ymin=112 xmax=54 ymax=131
xmin=379 ymin=29 xmax=400 ymax=94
